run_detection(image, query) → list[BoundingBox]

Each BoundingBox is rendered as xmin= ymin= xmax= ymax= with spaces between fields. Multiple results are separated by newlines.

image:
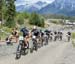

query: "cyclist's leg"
xmin=24 ymin=36 xmax=29 ymax=47
xmin=15 ymin=36 xmax=19 ymax=43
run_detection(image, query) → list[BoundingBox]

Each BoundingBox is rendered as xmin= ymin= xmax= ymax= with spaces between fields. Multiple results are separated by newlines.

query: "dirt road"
xmin=0 ymin=40 xmax=73 ymax=64
xmin=0 ymin=24 xmax=75 ymax=64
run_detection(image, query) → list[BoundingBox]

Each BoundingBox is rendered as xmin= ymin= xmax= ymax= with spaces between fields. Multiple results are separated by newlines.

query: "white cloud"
xmin=15 ymin=0 xmax=55 ymax=6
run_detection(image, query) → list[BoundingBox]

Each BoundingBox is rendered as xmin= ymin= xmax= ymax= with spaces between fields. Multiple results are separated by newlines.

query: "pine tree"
xmin=0 ymin=0 xmax=2 ymax=21
xmin=6 ymin=0 xmax=16 ymax=28
xmin=2 ymin=0 xmax=7 ymax=20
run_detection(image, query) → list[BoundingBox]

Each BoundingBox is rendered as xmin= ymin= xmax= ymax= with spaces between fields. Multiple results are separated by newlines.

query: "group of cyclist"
xmin=6 ymin=26 xmax=72 ymax=47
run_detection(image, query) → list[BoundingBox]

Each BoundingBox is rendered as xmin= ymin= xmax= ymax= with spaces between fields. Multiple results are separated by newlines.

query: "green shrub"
xmin=51 ymin=20 xmax=58 ymax=24
xmin=23 ymin=12 xmax=30 ymax=19
xmin=39 ymin=17 xmax=45 ymax=27
xmin=2 ymin=27 xmax=12 ymax=33
xmin=17 ymin=17 xmax=24 ymax=25
xmin=5 ymin=19 xmax=16 ymax=28
xmin=0 ymin=27 xmax=12 ymax=40
xmin=29 ymin=12 xmax=45 ymax=27
xmin=16 ymin=13 xmax=25 ymax=25
xmin=72 ymin=32 xmax=75 ymax=39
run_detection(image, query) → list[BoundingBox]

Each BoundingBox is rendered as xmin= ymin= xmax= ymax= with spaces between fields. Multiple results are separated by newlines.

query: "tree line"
xmin=0 ymin=0 xmax=45 ymax=28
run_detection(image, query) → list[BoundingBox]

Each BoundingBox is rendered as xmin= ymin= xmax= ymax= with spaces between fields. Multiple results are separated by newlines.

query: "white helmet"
xmin=33 ymin=26 xmax=37 ymax=29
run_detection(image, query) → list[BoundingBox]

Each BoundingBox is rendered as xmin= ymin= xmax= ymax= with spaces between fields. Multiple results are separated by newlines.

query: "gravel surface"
xmin=55 ymin=42 xmax=75 ymax=64
xmin=0 ymin=40 xmax=74 ymax=64
xmin=0 ymin=43 xmax=17 ymax=58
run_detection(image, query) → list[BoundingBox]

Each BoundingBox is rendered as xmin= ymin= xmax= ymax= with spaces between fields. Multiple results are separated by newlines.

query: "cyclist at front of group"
xmin=20 ymin=27 xmax=30 ymax=47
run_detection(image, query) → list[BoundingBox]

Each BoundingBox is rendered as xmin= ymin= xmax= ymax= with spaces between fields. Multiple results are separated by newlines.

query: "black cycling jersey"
xmin=44 ymin=30 xmax=50 ymax=36
xmin=40 ymin=31 xmax=44 ymax=37
xmin=54 ymin=31 xmax=57 ymax=35
xmin=67 ymin=32 xmax=71 ymax=35
xmin=21 ymin=27 xmax=29 ymax=37
xmin=31 ymin=29 xmax=40 ymax=37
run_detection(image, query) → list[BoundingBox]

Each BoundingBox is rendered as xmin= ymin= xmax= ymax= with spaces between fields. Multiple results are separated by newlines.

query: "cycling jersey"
xmin=21 ymin=27 xmax=29 ymax=37
xmin=67 ymin=32 xmax=71 ymax=35
xmin=31 ymin=29 xmax=40 ymax=37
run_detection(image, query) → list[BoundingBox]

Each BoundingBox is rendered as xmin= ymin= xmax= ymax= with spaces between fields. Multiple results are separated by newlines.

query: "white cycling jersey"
xmin=19 ymin=36 xmax=24 ymax=41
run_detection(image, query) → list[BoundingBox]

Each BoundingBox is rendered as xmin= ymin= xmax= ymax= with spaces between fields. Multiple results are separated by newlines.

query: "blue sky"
xmin=15 ymin=0 xmax=55 ymax=6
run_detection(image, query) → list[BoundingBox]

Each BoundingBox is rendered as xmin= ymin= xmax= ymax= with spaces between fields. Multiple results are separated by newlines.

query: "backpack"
xmin=21 ymin=28 xmax=29 ymax=36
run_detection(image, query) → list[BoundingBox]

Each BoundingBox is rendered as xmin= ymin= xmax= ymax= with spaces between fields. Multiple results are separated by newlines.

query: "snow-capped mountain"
xmin=16 ymin=1 xmax=48 ymax=12
xmin=16 ymin=0 xmax=75 ymax=16
xmin=38 ymin=0 xmax=75 ymax=16
xmin=54 ymin=0 xmax=75 ymax=10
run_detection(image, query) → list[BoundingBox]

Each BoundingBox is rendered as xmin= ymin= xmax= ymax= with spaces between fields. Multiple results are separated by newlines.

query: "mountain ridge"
xmin=16 ymin=1 xmax=48 ymax=12
xmin=16 ymin=0 xmax=75 ymax=16
xmin=38 ymin=0 xmax=75 ymax=16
